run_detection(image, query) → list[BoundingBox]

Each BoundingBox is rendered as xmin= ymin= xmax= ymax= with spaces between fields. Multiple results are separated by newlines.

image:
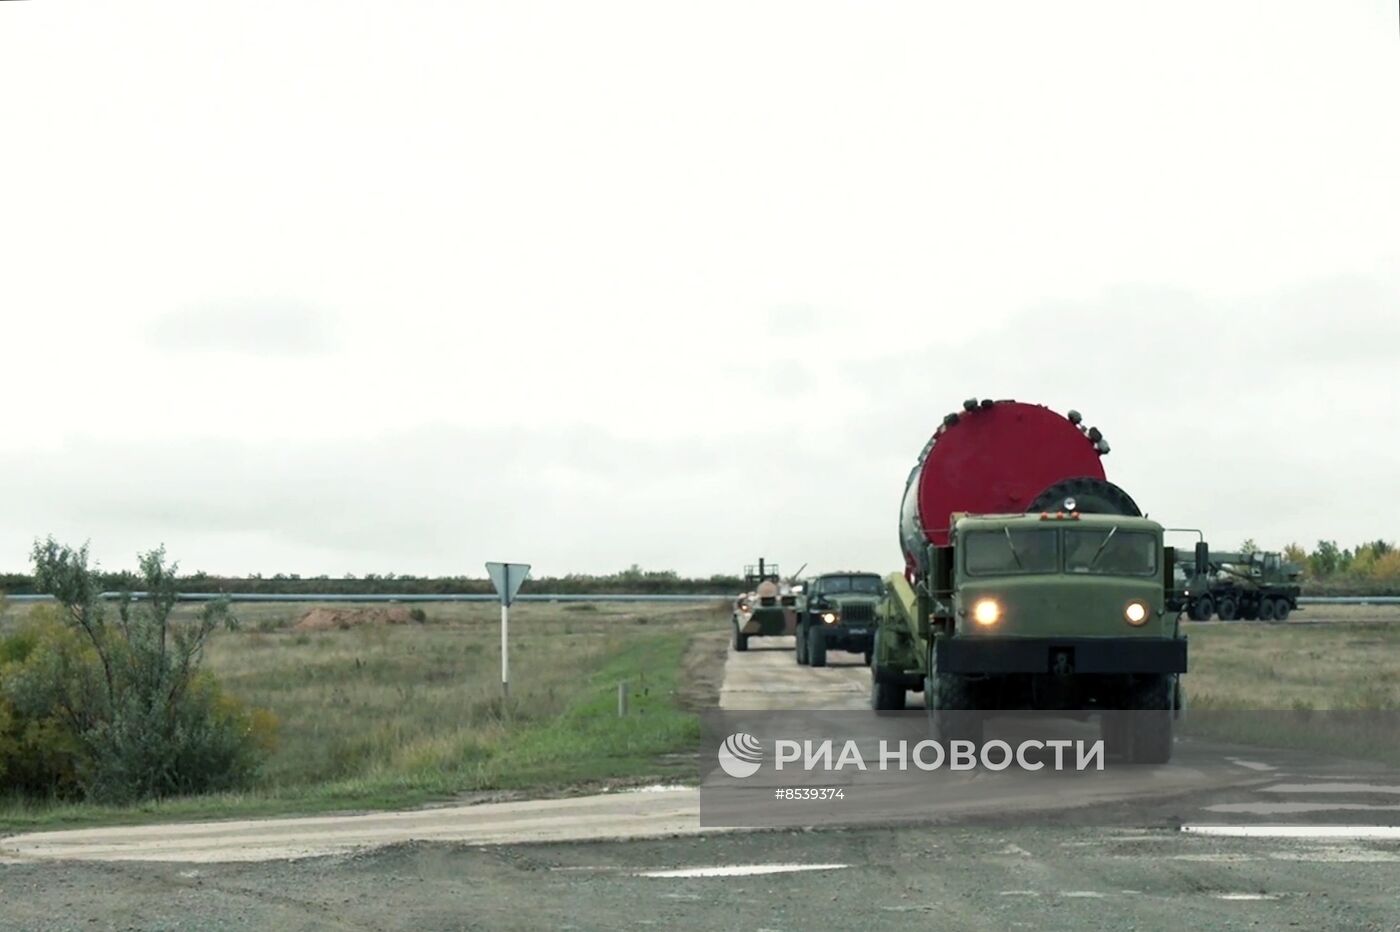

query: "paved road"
xmin=4 ymin=633 xmax=1400 ymax=930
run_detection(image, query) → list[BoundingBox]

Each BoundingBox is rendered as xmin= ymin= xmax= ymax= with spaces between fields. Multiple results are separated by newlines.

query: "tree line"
xmin=0 ymin=564 xmax=745 ymax=596
xmin=1277 ymin=539 xmax=1400 ymax=595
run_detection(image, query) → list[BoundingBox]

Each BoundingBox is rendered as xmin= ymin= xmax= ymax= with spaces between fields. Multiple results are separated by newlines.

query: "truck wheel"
xmin=1191 ymin=596 xmax=1214 ymax=621
xmin=1099 ymin=713 xmax=1130 ymax=759
xmin=924 ymin=648 xmax=981 ymax=745
xmin=871 ymin=673 xmax=906 ymax=712
xmin=1274 ymin=601 xmax=1292 ymax=622
xmin=1216 ymin=596 xmax=1238 ymax=621
xmin=807 ymin=623 xmax=827 ymax=667
xmin=1126 ymin=675 xmax=1174 ymax=764
xmin=1259 ymin=598 xmax=1277 ymax=622
xmin=795 ymin=622 xmax=808 ymax=664
xmin=732 ymin=622 xmax=748 ymax=652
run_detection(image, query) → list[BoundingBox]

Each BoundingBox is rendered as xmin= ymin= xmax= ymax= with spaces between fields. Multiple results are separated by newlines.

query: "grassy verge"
xmin=1178 ymin=621 xmax=1400 ymax=763
xmin=0 ymin=601 xmax=722 ymax=833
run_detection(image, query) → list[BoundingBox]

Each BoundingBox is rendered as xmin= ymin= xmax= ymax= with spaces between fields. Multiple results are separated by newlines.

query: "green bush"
xmin=0 ymin=539 xmax=276 ymax=803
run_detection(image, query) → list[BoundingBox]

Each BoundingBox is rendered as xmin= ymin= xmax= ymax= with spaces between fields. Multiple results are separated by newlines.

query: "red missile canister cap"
xmin=915 ymin=401 xmax=1104 ymax=546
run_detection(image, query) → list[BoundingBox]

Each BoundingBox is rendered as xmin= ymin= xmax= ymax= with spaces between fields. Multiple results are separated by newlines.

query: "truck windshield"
xmin=1065 ymin=528 xmax=1157 ymax=576
xmin=819 ymin=576 xmax=883 ymax=594
xmin=965 ymin=529 xmax=1059 ymax=575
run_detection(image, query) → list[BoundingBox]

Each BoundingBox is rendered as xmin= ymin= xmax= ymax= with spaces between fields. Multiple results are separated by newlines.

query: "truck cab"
xmin=872 ymin=511 xmax=1191 ymax=762
xmin=795 ymin=572 xmax=884 ymax=668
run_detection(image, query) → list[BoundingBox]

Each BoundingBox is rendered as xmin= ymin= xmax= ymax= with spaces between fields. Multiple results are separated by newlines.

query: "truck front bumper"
xmin=935 ymin=637 xmax=1187 ymax=675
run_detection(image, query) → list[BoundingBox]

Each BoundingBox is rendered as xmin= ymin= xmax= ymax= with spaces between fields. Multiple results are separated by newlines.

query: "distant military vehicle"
xmin=731 ymin=558 xmax=798 ymax=651
xmin=794 ymin=571 xmax=884 ymax=667
xmin=869 ymin=398 xmax=1202 ymax=763
xmin=1176 ymin=550 xmax=1301 ymax=622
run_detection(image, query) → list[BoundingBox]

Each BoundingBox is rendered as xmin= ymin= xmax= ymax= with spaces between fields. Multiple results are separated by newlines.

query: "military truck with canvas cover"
xmin=869 ymin=399 xmax=1202 ymax=763
xmin=731 ymin=559 xmax=797 ymax=651
xmin=794 ymin=572 xmax=884 ymax=667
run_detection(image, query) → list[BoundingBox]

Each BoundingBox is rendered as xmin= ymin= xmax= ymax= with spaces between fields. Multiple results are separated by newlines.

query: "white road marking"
xmin=1226 ymin=758 xmax=1277 ymax=772
xmin=1261 ymin=783 xmax=1400 ymax=795
xmin=1182 ymin=825 xmax=1400 ymax=839
xmin=1213 ymin=893 xmax=1278 ymax=901
xmin=1268 ymin=846 xmax=1400 ymax=862
xmin=637 ymin=863 xmax=849 ymax=878
xmin=1167 ymin=853 xmax=1261 ymax=862
xmin=1206 ymin=802 xmax=1400 ymax=815
xmin=998 ymin=891 xmax=1040 ymax=897
xmin=1062 ymin=891 xmax=1107 ymax=898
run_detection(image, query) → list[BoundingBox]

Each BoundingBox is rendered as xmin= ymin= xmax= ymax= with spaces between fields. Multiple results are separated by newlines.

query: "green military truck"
xmin=869 ymin=399 xmax=1202 ymax=763
xmin=794 ymin=571 xmax=885 ymax=667
xmin=1175 ymin=550 xmax=1301 ymax=621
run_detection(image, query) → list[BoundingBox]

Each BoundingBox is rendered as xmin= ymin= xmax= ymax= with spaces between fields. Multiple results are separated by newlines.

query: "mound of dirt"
xmin=293 ymin=605 xmax=416 ymax=632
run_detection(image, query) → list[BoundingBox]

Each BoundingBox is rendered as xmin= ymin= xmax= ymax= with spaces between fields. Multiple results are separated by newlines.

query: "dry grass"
xmin=0 ymin=600 xmax=726 ymax=830
xmin=1187 ymin=611 xmax=1400 ymax=710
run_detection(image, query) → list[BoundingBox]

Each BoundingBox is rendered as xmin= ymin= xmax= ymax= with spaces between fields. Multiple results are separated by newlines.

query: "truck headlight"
xmin=821 ymin=612 xmax=837 ymax=624
xmin=972 ymin=599 xmax=1001 ymax=626
xmin=1125 ymin=601 xmax=1149 ymax=626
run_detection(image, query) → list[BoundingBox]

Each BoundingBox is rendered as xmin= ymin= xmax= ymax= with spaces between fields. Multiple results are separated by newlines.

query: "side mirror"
xmin=1194 ymin=541 xmax=1209 ymax=577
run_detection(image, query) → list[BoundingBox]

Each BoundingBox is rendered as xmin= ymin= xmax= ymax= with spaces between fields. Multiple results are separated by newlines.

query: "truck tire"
xmin=795 ymin=622 xmax=808 ymax=665
xmin=1127 ymin=675 xmax=1174 ymax=764
xmin=1216 ymin=596 xmax=1238 ymax=621
xmin=925 ymin=646 xmax=982 ymax=744
xmin=732 ymin=622 xmax=748 ymax=652
xmin=1191 ymin=595 xmax=1214 ymax=621
xmin=1274 ymin=600 xmax=1292 ymax=622
xmin=807 ymin=623 xmax=827 ymax=667
xmin=871 ymin=673 xmax=906 ymax=712
xmin=1259 ymin=598 xmax=1277 ymax=622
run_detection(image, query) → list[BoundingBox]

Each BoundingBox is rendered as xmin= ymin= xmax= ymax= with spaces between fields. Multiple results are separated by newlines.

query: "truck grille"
xmin=842 ymin=603 xmax=874 ymax=623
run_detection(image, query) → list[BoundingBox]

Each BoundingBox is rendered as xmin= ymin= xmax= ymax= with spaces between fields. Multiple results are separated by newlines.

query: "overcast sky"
xmin=1 ymin=2 xmax=1397 ymax=578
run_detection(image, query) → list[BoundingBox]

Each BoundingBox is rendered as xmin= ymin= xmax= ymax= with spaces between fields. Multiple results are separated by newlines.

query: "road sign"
xmin=486 ymin=562 xmax=530 ymax=606
xmin=486 ymin=562 xmax=531 ymax=697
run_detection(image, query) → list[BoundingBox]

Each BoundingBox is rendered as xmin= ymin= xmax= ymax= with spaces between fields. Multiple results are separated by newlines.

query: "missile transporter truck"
xmin=869 ymin=399 xmax=1204 ymax=763
xmin=731 ymin=559 xmax=798 ymax=651
xmin=794 ymin=571 xmax=885 ymax=667
xmin=1175 ymin=551 xmax=1301 ymax=621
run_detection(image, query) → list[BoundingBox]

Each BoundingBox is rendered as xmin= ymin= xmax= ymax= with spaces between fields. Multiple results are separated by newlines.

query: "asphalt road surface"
xmin=3 ymin=633 xmax=1400 ymax=930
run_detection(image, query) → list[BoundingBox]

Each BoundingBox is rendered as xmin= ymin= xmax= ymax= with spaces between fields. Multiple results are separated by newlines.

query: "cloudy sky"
xmin=1 ymin=2 xmax=1397 ymax=578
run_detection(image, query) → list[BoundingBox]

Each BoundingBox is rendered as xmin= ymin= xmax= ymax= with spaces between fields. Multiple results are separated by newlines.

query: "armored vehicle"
xmin=731 ymin=558 xmax=798 ymax=651
xmin=1176 ymin=551 xmax=1301 ymax=621
xmin=794 ymin=571 xmax=884 ymax=667
xmin=869 ymin=398 xmax=1203 ymax=763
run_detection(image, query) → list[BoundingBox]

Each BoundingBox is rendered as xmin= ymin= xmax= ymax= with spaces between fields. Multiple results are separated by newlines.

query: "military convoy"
xmin=722 ymin=399 xmax=1330 ymax=762
xmin=1175 ymin=550 xmax=1301 ymax=621
xmin=730 ymin=559 xmax=797 ymax=651
xmin=868 ymin=399 xmax=1200 ymax=763
xmin=794 ymin=571 xmax=884 ymax=667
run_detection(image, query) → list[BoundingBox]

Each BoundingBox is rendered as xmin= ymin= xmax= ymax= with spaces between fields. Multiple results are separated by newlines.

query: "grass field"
xmin=0 ymin=600 xmax=725 ymax=831
xmin=1186 ymin=616 xmax=1400 ymax=710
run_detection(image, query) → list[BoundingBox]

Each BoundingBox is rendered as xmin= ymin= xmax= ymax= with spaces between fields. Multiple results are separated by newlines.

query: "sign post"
xmin=485 ymin=561 xmax=531 ymax=697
